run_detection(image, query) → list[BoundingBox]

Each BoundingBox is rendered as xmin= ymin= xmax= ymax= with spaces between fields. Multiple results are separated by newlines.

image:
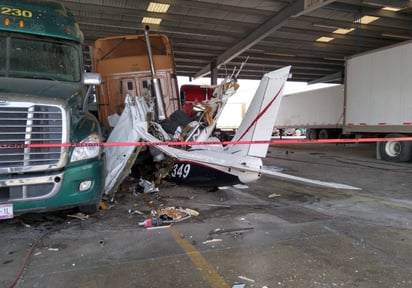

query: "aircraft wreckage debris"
xmin=208 ymin=227 xmax=254 ymax=236
xmin=202 ymin=238 xmax=222 ymax=244
xmin=137 ymin=207 xmax=198 ymax=229
xmin=238 ymin=275 xmax=256 ymax=283
xmin=67 ymin=212 xmax=89 ymax=221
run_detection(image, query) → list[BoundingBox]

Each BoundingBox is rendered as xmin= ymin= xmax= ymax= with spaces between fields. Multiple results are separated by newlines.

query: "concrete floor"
xmin=1 ymin=143 xmax=412 ymax=288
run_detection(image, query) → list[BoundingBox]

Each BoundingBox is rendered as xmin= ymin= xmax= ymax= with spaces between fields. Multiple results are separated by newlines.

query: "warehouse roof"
xmin=60 ymin=0 xmax=412 ymax=83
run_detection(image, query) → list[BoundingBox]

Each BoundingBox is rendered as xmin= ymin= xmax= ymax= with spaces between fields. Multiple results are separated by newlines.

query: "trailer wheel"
xmin=318 ymin=129 xmax=329 ymax=139
xmin=378 ymin=134 xmax=412 ymax=162
xmin=306 ymin=129 xmax=318 ymax=140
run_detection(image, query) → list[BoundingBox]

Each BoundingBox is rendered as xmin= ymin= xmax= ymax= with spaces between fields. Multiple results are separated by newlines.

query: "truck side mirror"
xmin=84 ymin=72 xmax=102 ymax=85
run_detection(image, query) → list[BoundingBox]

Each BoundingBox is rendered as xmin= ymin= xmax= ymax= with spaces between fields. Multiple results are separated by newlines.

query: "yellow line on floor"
xmin=169 ymin=227 xmax=230 ymax=288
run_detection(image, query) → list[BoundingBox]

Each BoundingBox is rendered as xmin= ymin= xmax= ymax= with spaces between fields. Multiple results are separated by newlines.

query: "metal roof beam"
xmin=308 ymin=71 xmax=343 ymax=84
xmin=194 ymin=0 xmax=338 ymax=78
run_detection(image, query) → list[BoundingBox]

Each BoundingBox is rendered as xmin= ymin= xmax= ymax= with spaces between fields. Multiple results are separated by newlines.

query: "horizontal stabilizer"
xmin=260 ymin=168 xmax=361 ymax=190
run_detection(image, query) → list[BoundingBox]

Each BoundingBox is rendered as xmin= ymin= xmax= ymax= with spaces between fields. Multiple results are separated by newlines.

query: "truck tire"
xmin=378 ymin=134 xmax=412 ymax=162
xmin=79 ymin=200 xmax=100 ymax=215
xmin=318 ymin=129 xmax=329 ymax=139
xmin=306 ymin=129 xmax=318 ymax=140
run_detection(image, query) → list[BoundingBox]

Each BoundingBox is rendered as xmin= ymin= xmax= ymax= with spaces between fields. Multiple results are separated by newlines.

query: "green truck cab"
xmin=0 ymin=0 xmax=105 ymax=219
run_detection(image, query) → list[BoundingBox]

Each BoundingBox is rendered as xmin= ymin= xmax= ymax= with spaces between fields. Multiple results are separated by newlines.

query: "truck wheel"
xmin=306 ymin=129 xmax=318 ymax=140
xmin=79 ymin=200 xmax=100 ymax=215
xmin=318 ymin=129 xmax=329 ymax=139
xmin=379 ymin=134 xmax=412 ymax=162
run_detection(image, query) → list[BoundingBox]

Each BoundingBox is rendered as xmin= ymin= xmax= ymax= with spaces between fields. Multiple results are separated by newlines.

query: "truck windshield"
xmin=0 ymin=35 xmax=81 ymax=82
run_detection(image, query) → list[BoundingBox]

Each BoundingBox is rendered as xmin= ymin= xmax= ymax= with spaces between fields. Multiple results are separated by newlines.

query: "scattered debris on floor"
xmin=67 ymin=212 xmax=89 ymax=221
xmin=18 ymin=219 xmax=31 ymax=228
xmin=268 ymin=192 xmax=281 ymax=198
xmin=138 ymin=216 xmax=164 ymax=228
xmin=128 ymin=209 xmax=144 ymax=215
xmin=47 ymin=248 xmax=59 ymax=252
xmin=120 ymin=176 xmax=200 ymax=229
xmin=99 ymin=201 xmax=108 ymax=210
xmin=136 ymin=177 xmax=159 ymax=194
xmin=209 ymin=227 xmax=254 ymax=236
xmin=202 ymin=238 xmax=222 ymax=244
xmin=135 ymin=206 xmax=198 ymax=229
xmin=182 ymin=208 xmax=200 ymax=217
xmin=157 ymin=207 xmax=193 ymax=223
xmin=238 ymin=275 xmax=255 ymax=283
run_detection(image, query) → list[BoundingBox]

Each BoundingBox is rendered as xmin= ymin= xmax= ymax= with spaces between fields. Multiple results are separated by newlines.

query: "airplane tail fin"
xmin=226 ymin=66 xmax=290 ymax=157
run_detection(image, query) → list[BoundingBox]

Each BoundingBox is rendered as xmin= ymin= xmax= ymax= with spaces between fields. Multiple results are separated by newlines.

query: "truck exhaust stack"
xmin=144 ymin=25 xmax=167 ymax=121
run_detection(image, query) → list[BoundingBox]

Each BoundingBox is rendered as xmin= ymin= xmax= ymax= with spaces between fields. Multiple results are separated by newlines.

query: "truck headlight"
xmin=71 ymin=134 xmax=102 ymax=162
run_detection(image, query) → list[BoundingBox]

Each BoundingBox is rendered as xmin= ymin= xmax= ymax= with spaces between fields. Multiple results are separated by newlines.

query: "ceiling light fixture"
xmin=382 ymin=6 xmax=402 ymax=12
xmin=147 ymin=2 xmax=170 ymax=13
xmin=316 ymin=36 xmax=334 ymax=42
xmin=313 ymin=24 xmax=355 ymax=35
xmin=363 ymin=1 xmax=407 ymax=12
xmin=364 ymin=1 xmax=403 ymax=11
xmin=356 ymin=15 xmax=379 ymax=24
xmin=333 ymin=28 xmax=355 ymax=34
xmin=142 ymin=17 xmax=162 ymax=25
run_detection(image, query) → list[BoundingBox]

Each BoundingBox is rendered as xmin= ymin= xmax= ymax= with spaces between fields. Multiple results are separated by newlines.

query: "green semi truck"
xmin=0 ymin=0 xmax=105 ymax=219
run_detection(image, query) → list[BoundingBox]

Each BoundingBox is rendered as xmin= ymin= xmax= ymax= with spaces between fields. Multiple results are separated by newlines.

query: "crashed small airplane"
xmin=103 ymin=65 xmax=359 ymax=197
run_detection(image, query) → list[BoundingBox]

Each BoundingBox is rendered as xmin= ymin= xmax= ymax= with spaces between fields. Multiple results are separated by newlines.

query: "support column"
xmin=210 ymin=58 xmax=217 ymax=86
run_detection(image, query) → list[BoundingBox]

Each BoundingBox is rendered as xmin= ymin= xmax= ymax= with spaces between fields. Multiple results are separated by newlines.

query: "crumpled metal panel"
xmin=104 ymin=96 xmax=149 ymax=195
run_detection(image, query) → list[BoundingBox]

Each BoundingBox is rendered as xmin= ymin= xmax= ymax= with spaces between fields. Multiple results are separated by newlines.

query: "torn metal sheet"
xmin=103 ymin=96 xmax=149 ymax=195
xmin=138 ymin=178 xmax=159 ymax=193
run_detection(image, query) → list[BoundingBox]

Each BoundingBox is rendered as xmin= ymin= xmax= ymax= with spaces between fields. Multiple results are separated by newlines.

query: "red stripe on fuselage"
xmin=237 ymin=84 xmax=284 ymax=141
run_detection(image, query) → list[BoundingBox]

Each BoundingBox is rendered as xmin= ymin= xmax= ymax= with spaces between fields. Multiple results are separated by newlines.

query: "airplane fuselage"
xmin=167 ymin=160 xmax=241 ymax=187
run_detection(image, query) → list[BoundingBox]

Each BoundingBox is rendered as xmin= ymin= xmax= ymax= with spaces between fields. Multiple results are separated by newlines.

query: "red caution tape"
xmin=1 ymin=137 xmax=412 ymax=149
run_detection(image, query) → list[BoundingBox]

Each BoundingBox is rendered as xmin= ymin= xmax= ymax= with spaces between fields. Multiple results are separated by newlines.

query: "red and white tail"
xmin=226 ymin=66 xmax=291 ymax=157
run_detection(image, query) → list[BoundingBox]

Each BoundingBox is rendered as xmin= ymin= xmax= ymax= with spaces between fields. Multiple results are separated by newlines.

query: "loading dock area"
xmin=1 ymin=142 xmax=411 ymax=288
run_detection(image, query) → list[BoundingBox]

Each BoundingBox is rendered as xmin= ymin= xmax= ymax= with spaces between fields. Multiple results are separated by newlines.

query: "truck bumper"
xmin=0 ymin=157 xmax=105 ymax=214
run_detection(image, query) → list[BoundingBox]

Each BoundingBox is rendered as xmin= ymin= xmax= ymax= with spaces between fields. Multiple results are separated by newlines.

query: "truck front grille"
xmin=1 ymin=183 xmax=54 ymax=200
xmin=0 ymin=104 xmax=65 ymax=172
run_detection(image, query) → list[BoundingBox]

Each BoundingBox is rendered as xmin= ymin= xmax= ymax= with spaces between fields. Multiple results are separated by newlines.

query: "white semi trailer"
xmin=274 ymin=84 xmax=344 ymax=140
xmin=275 ymin=40 xmax=412 ymax=162
xmin=344 ymin=40 xmax=412 ymax=162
